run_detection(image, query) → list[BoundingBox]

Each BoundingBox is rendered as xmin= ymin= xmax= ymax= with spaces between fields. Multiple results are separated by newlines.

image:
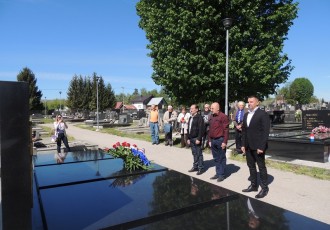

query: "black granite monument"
xmin=32 ymin=150 xmax=329 ymax=229
xmin=0 ymin=81 xmax=32 ymax=229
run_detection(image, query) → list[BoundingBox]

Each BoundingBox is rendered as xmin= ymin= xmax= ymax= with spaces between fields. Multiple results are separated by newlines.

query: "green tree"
xmin=309 ymin=95 xmax=319 ymax=104
xmin=276 ymin=83 xmax=291 ymax=101
xmin=289 ymin=77 xmax=314 ymax=105
xmin=136 ymin=0 xmax=298 ymax=106
xmin=17 ymin=67 xmax=44 ymax=111
xmin=67 ymin=75 xmax=83 ymax=112
xmin=67 ymin=73 xmax=115 ymax=112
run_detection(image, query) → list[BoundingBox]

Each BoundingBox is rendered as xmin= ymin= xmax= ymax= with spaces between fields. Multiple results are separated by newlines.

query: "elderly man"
xmin=208 ymin=102 xmax=229 ymax=182
xmin=233 ymin=101 xmax=248 ymax=153
xmin=163 ymin=105 xmax=177 ymax=146
xmin=202 ymin=103 xmax=211 ymax=149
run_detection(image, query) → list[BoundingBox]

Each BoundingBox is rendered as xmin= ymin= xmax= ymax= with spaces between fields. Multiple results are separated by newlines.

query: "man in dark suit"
xmin=241 ymin=96 xmax=270 ymax=199
xmin=187 ymin=104 xmax=205 ymax=175
xmin=232 ymin=101 xmax=248 ymax=153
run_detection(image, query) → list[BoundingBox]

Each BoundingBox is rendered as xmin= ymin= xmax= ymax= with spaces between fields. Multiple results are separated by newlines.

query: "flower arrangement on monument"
xmin=104 ymin=142 xmax=151 ymax=171
xmin=311 ymin=125 xmax=330 ymax=134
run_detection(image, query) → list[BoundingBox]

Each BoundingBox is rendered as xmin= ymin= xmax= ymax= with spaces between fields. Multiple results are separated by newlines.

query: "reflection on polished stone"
xmin=33 ymin=149 xmax=112 ymax=166
xmin=33 ymin=151 xmax=330 ymax=230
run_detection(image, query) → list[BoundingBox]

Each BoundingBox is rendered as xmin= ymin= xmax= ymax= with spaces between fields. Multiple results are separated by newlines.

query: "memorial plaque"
xmin=302 ymin=110 xmax=330 ymax=130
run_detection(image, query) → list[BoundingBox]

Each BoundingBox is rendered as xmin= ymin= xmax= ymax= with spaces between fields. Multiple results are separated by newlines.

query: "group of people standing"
xmin=148 ymin=95 xmax=270 ymax=199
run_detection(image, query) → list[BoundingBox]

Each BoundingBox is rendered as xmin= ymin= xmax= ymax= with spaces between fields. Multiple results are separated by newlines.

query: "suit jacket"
xmin=232 ymin=108 xmax=248 ymax=126
xmin=187 ymin=113 xmax=204 ymax=141
xmin=241 ymin=108 xmax=270 ymax=151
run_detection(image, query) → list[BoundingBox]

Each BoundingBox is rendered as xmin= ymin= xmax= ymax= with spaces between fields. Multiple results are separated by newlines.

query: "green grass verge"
xmin=230 ymin=151 xmax=330 ymax=181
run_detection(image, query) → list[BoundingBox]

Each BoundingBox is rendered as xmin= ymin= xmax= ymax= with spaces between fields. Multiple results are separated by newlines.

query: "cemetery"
xmin=1 ymin=81 xmax=330 ymax=229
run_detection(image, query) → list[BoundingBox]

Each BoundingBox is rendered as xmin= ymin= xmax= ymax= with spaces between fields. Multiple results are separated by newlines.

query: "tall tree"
xmin=289 ymin=77 xmax=314 ymax=105
xmin=17 ymin=67 xmax=43 ymax=111
xmin=136 ymin=0 xmax=298 ymax=105
xmin=67 ymin=73 xmax=115 ymax=112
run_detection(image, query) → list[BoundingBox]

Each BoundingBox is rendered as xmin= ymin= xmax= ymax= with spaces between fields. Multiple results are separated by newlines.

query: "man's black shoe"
xmin=196 ymin=169 xmax=204 ymax=175
xmin=255 ymin=188 xmax=269 ymax=199
xmin=165 ymin=142 xmax=169 ymax=146
xmin=242 ymin=185 xmax=258 ymax=192
xmin=217 ymin=176 xmax=225 ymax=182
xmin=210 ymin=175 xmax=218 ymax=180
xmin=188 ymin=167 xmax=198 ymax=172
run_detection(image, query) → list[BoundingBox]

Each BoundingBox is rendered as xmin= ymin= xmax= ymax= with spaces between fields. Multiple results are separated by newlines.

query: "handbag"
xmin=164 ymin=123 xmax=172 ymax=133
xmin=51 ymin=135 xmax=58 ymax=142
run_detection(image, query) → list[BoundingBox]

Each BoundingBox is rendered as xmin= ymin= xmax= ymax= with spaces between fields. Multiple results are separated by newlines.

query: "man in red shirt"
xmin=208 ymin=102 xmax=229 ymax=182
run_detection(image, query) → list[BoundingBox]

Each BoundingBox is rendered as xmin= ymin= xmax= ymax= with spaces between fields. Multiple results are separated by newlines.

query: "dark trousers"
xmin=190 ymin=138 xmax=204 ymax=169
xmin=210 ymin=137 xmax=226 ymax=177
xmin=165 ymin=131 xmax=172 ymax=143
xmin=56 ymin=132 xmax=71 ymax=153
xmin=235 ymin=128 xmax=243 ymax=150
xmin=180 ymin=133 xmax=188 ymax=147
xmin=246 ymin=148 xmax=268 ymax=189
xmin=202 ymin=129 xmax=209 ymax=148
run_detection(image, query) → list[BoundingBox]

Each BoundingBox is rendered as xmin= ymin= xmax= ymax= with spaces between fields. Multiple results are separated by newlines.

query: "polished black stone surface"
xmin=33 ymin=151 xmax=330 ymax=230
xmin=33 ymin=149 xmax=112 ymax=166
xmin=268 ymin=131 xmax=330 ymax=162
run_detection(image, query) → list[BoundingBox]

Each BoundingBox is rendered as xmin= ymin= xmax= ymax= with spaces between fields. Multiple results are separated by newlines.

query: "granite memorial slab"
xmin=33 ymin=149 xmax=113 ymax=166
xmin=32 ymin=151 xmax=330 ymax=229
xmin=268 ymin=131 xmax=330 ymax=162
xmin=302 ymin=110 xmax=330 ymax=130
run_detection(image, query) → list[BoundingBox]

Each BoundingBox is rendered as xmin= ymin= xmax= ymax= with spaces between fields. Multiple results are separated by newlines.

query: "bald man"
xmin=208 ymin=102 xmax=229 ymax=182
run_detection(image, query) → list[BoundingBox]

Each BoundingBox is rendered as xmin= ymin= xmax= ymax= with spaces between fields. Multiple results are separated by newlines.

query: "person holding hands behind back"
xmin=54 ymin=114 xmax=71 ymax=158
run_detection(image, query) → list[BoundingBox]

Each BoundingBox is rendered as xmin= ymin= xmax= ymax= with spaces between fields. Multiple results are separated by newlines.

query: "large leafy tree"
xmin=136 ymin=0 xmax=298 ymax=106
xmin=17 ymin=67 xmax=43 ymax=111
xmin=289 ymin=77 xmax=314 ymax=105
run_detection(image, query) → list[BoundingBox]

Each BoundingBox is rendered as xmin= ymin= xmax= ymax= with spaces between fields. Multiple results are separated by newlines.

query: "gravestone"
xmin=118 ymin=113 xmax=133 ymax=124
xmin=0 ymin=81 xmax=32 ymax=229
xmin=284 ymin=110 xmax=296 ymax=123
xmin=31 ymin=150 xmax=330 ymax=229
xmin=302 ymin=110 xmax=330 ymax=130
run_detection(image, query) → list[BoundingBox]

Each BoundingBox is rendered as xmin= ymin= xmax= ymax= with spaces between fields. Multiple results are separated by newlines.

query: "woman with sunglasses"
xmin=54 ymin=114 xmax=71 ymax=158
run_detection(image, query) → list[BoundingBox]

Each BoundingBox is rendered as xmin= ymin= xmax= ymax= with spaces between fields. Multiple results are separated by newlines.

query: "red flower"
xmin=104 ymin=147 xmax=110 ymax=152
xmin=126 ymin=143 xmax=130 ymax=147
xmin=133 ymin=144 xmax=137 ymax=148
xmin=112 ymin=144 xmax=117 ymax=149
xmin=116 ymin=142 xmax=120 ymax=147
xmin=122 ymin=142 xmax=127 ymax=147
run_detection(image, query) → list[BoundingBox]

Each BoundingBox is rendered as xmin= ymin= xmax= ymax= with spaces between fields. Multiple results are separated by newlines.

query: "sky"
xmin=0 ymin=0 xmax=329 ymax=101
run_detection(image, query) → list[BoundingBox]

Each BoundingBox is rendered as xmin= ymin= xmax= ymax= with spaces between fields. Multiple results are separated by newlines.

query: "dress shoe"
xmin=196 ymin=169 xmax=204 ymax=175
xmin=255 ymin=188 xmax=269 ymax=199
xmin=242 ymin=185 xmax=258 ymax=192
xmin=217 ymin=176 xmax=225 ymax=182
xmin=188 ymin=167 xmax=198 ymax=172
xmin=210 ymin=175 xmax=218 ymax=180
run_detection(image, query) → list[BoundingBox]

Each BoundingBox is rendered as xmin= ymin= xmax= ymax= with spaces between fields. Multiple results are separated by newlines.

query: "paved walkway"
xmin=42 ymin=123 xmax=330 ymax=225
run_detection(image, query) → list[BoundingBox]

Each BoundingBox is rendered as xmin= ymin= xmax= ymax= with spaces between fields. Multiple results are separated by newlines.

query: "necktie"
xmin=238 ymin=110 xmax=241 ymax=123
